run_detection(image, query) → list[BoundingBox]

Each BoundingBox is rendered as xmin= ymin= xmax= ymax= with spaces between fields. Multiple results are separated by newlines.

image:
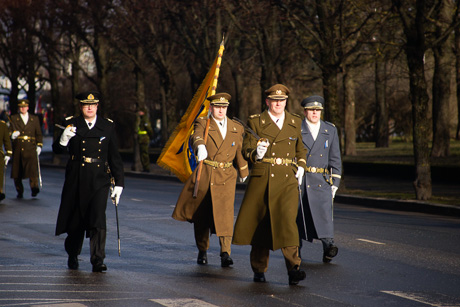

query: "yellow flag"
xmin=157 ymin=41 xmax=224 ymax=182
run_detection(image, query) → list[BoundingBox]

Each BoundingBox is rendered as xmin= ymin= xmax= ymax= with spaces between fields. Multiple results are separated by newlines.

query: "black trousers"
xmin=64 ymin=188 xmax=108 ymax=265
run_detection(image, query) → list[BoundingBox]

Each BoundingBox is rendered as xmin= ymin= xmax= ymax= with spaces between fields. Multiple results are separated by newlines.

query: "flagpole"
xmin=193 ymin=36 xmax=225 ymax=198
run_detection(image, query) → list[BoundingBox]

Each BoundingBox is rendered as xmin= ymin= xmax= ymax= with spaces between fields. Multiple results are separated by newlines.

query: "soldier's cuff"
xmin=297 ymin=158 xmax=307 ymax=168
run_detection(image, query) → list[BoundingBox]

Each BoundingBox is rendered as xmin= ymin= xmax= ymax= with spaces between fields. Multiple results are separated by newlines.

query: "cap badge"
xmin=220 ymin=97 xmax=225 ymax=101
xmin=314 ymin=102 xmax=318 ymax=106
xmin=276 ymin=90 xmax=282 ymax=95
xmin=88 ymin=94 xmax=94 ymax=100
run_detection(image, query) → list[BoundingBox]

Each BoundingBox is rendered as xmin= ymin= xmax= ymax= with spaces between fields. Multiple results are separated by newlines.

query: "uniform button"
xmin=272 ymin=153 xmax=275 ymax=156
xmin=287 ymin=153 xmax=289 ymax=156
xmin=307 ymin=185 xmax=310 ymax=188
xmin=318 ymin=184 xmax=321 ymax=187
xmin=99 ymin=142 xmax=101 ymax=144
xmin=320 ymin=154 xmax=323 ymax=157
xmin=97 ymin=164 xmax=100 ymax=167
xmin=98 ymin=149 xmax=101 ymax=152
xmin=309 ymin=154 xmax=312 ymax=157
xmin=271 ymin=164 xmax=274 ymax=166
xmin=82 ymin=141 xmax=85 ymax=144
xmin=285 ymin=174 xmax=288 ymax=177
xmin=271 ymin=174 xmax=274 ymax=177
xmin=289 ymin=142 xmax=291 ymax=145
xmin=211 ymin=183 xmax=214 ymax=186
xmin=273 ymin=142 xmax=276 ymax=145
xmin=82 ymin=163 xmax=84 ymax=166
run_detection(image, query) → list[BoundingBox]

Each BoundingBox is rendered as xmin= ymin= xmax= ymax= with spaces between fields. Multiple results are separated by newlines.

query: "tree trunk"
xmin=431 ymin=0 xmax=454 ymax=157
xmin=375 ymin=59 xmax=389 ymax=148
xmin=132 ymin=48 xmax=145 ymax=172
xmin=343 ymin=67 xmax=356 ymax=156
xmin=395 ymin=0 xmax=432 ymax=200
xmin=455 ymin=24 xmax=460 ymax=140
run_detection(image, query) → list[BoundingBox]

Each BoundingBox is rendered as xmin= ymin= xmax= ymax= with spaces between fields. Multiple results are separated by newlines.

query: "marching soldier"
xmin=53 ymin=91 xmax=124 ymax=272
xmin=173 ymin=93 xmax=249 ymax=267
xmin=297 ymin=95 xmax=342 ymax=263
xmin=9 ymin=99 xmax=43 ymax=198
xmin=0 ymin=119 xmax=13 ymax=201
xmin=232 ymin=84 xmax=308 ymax=285
xmin=135 ymin=107 xmax=154 ymax=172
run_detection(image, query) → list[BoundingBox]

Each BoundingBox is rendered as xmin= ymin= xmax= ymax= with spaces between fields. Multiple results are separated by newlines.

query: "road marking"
xmin=357 ymin=238 xmax=386 ymax=245
xmin=150 ymin=298 xmax=219 ymax=307
xmin=382 ymin=291 xmax=460 ymax=306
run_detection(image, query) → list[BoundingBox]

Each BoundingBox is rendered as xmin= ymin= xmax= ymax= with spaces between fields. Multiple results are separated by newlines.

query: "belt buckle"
xmin=84 ymin=157 xmax=92 ymax=163
xmin=275 ymin=158 xmax=283 ymax=165
xmin=24 ymin=136 xmax=29 ymax=140
xmin=311 ymin=167 xmax=317 ymax=173
xmin=218 ymin=162 xmax=224 ymax=168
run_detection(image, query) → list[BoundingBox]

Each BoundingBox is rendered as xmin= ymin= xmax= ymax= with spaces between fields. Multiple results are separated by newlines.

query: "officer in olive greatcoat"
xmin=53 ymin=91 xmax=124 ymax=273
xmin=232 ymin=84 xmax=308 ymax=285
xmin=297 ymin=95 xmax=342 ymax=263
xmin=173 ymin=93 xmax=249 ymax=267
xmin=0 ymin=119 xmax=13 ymax=201
xmin=135 ymin=107 xmax=154 ymax=172
xmin=9 ymin=99 xmax=43 ymax=198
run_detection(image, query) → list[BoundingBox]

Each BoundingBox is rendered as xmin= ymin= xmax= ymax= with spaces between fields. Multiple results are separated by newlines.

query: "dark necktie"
xmin=88 ymin=122 xmax=92 ymax=127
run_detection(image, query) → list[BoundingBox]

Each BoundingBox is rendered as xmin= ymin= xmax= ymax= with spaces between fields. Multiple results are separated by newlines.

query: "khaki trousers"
xmin=250 ymin=245 xmax=301 ymax=273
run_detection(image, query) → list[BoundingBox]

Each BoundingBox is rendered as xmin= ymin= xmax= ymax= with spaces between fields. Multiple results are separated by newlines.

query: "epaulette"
xmin=198 ymin=116 xmax=207 ymax=120
xmin=249 ymin=114 xmax=260 ymax=119
xmin=65 ymin=116 xmax=74 ymax=120
xmin=231 ymin=118 xmax=243 ymax=126
xmin=0 ymin=120 xmax=5 ymax=124
xmin=291 ymin=113 xmax=301 ymax=118
xmin=325 ymin=121 xmax=336 ymax=127
xmin=106 ymin=118 xmax=113 ymax=123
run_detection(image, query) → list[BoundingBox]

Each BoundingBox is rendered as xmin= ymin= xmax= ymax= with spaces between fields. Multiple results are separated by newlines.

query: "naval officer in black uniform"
xmin=53 ymin=91 xmax=124 ymax=272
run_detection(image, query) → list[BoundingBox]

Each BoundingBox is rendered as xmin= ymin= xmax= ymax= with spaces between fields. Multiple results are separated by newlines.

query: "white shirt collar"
xmin=306 ymin=119 xmax=320 ymax=141
xmin=20 ymin=112 xmax=29 ymax=124
xmin=212 ymin=115 xmax=227 ymax=139
xmin=268 ymin=110 xmax=285 ymax=130
xmin=85 ymin=116 xmax=97 ymax=129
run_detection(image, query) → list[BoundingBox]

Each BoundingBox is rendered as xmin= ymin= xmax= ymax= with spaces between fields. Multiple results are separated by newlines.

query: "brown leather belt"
xmin=72 ymin=156 xmax=104 ymax=163
xmin=203 ymin=159 xmax=233 ymax=169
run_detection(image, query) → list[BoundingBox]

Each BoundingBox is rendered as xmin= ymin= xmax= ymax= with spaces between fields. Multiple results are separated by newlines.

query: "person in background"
xmin=9 ymin=99 xmax=43 ymax=198
xmin=136 ymin=107 xmax=154 ymax=172
xmin=53 ymin=91 xmax=124 ymax=272
xmin=0 ymin=119 xmax=13 ymax=201
xmin=173 ymin=93 xmax=248 ymax=268
xmin=232 ymin=84 xmax=308 ymax=285
xmin=297 ymin=95 xmax=342 ymax=263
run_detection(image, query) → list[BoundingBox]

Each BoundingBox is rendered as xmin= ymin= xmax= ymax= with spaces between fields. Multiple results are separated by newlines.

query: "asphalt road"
xmin=1 ymin=166 xmax=459 ymax=307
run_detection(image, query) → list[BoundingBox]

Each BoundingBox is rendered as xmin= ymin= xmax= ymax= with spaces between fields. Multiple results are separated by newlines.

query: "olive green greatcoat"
xmin=232 ymin=110 xmax=307 ymax=251
xmin=9 ymin=113 xmax=43 ymax=179
xmin=0 ymin=120 xmax=13 ymax=192
xmin=172 ymin=117 xmax=249 ymax=237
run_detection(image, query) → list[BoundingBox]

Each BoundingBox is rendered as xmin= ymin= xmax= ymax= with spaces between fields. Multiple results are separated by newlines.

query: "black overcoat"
xmin=53 ymin=116 xmax=124 ymax=235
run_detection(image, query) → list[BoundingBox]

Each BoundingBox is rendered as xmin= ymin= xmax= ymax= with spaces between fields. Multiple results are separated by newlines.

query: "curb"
xmin=41 ymin=162 xmax=460 ymax=218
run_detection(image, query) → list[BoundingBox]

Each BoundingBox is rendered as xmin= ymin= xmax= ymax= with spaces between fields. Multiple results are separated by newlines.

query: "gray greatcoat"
xmin=298 ymin=119 xmax=341 ymax=241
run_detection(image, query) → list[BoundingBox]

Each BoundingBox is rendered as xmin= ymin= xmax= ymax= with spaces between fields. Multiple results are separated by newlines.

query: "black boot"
xmin=197 ymin=250 xmax=207 ymax=265
xmin=220 ymin=252 xmax=233 ymax=267
xmin=288 ymin=265 xmax=306 ymax=285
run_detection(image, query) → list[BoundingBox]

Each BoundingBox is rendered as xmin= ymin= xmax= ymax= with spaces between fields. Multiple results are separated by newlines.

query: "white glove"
xmin=4 ymin=156 xmax=10 ymax=166
xmin=36 ymin=146 xmax=41 ymax=155
xmin=295 ymin=167 xmax=305 ymax=185
xmin=11 ymin=131 xmax=20 ymax=140
xmin=331 ymin=185 xmax=338 ymax=199
xmin=111 ymin=186 xmax=123 ymax=204
xmin=196 ymin=144 xmax=208 ymax=162
xmin=59 ymin=125 xmax=76 ymax=146
xmin=256 ymin=141 xmax=269 ymax=160
xmin=239 ymin=176 xmax=247 ymax=183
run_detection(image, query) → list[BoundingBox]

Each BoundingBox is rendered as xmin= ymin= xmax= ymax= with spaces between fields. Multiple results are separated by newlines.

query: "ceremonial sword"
xmin=232 ymin=117 xmax=268 ymax=144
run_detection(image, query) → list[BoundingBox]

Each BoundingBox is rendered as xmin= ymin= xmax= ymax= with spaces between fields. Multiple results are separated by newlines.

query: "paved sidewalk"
xmin=40 ymin=136 xmax=460 ymax=218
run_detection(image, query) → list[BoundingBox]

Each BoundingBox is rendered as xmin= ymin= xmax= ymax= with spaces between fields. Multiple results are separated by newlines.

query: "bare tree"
xmin=431 ymin=0 xmax=458 ymax=157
